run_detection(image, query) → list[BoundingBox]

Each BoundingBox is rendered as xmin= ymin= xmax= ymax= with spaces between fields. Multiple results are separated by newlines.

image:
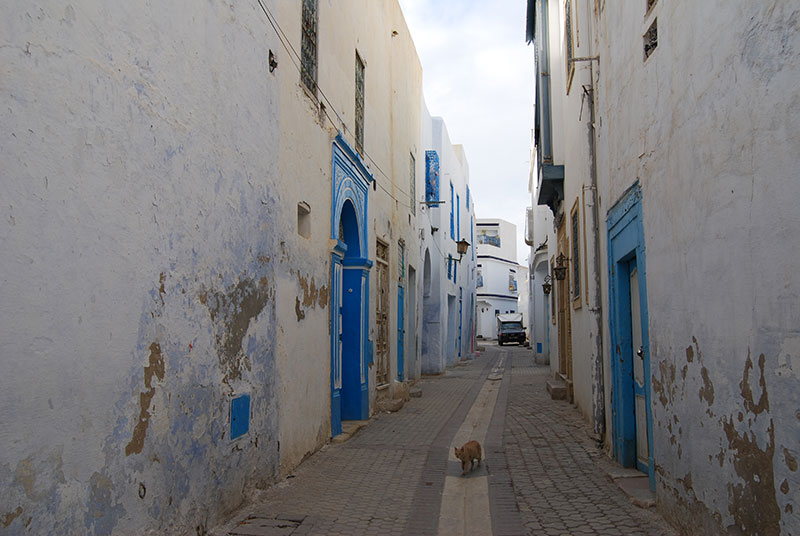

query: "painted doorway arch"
xmin=330 ymin=134 xmax=372 ymax=437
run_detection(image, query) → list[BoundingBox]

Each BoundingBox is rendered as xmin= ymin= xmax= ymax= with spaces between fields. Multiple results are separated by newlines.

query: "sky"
xmin=398 ymin=0 xmax=535 ymax=265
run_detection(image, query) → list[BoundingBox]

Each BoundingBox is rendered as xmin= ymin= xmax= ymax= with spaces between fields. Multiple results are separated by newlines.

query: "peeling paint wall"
xmin=592 ymin=1 xmax=800 ymax=534
xmin=0 ymin=1 xmax=282 ymax=534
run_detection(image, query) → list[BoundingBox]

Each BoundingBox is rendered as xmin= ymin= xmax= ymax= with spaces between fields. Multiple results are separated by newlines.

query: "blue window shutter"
xmin=425 ymin=151 xmax=440 ymax=202
xmin=457 ymin=194 xmax=461 ymax=241
xmin=450 ymin=182 xmax=454 ymax=239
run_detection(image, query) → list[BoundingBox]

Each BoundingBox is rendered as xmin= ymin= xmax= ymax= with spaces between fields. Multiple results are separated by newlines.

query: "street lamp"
xmin=553 ymin=253 xmax=568 ymax=280
xmin=542 ymin=274 xmax=552 ymax=295
xmin=454 ymin=239 xmax=470 ymax=262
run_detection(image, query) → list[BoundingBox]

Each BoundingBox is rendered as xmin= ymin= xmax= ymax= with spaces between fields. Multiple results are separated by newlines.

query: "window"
xmin=644 ymin=19 xmax=657 ymax=60
xmin=470 ymin=217 xmax=475 ymax=259
xmin=509 ymin=271 xmax=518 ymax=293
xmin=355 ymin=52 xmax=365 ymax=154
xmin=456 ymin=194 xmax=460 ymax=241
xmin=297 ymin=201 xmax=311 ymax=238
xmin=300 ymin=0 xmax=318 ymax=93
xmin=425 ymin=151 xmax=439 ymax=202
xmin=571 ymin=206 xmax=581 ymax=302
xmin=646 ymin=0 xmax=657 ymax=13
xmin=477 ymin=230 xmax=501 ymax=247
xmin=466 ymin=187 xmax=470 ymax=209
xmin=564 ymin=0 xmax=575 ymax=93
xmin=447 ymin=254 xmax=453 ymax=280
xmin=398 ymin=240 xmax=405 ymax=281
xmin=449 ymin=182 xmax=455 ymax=240
xmin=476 ymin=269 xmax=483 ymax=288
xmin=454 ymin=257 xmax=458 ymax=281
xmin=409 ymin=153 xmax=416 ymax=215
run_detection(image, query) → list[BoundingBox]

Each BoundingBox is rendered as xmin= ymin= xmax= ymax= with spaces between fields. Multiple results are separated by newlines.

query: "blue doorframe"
xmin=331 ymin=133 xmax=373 ymax=435
xmin=607 ymin=183 xmax=655 ymax=490
xmin=397 ymin=284 xmax=405 ymax=381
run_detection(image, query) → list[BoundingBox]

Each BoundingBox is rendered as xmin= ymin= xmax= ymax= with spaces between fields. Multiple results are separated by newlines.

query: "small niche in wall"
xmin=644 ymin=18 xmax=658 ymax=60
xmin=297 ymin=201 xmax=311 ymax=238
xmin=230 ymin=394 xmax=250 ymax=440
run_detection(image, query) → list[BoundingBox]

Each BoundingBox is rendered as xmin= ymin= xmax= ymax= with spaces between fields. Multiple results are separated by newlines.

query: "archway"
xmin=330 ymin=134 xmax=373 ymax=436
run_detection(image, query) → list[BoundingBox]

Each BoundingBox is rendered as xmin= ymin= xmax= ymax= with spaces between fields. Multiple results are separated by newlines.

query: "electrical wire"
xmin=254 ymin=0 xmax=415 ymax=211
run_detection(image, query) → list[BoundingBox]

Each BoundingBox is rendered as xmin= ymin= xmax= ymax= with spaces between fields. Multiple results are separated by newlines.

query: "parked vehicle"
xmin=496 ymin=313 xmax=526 ymax=346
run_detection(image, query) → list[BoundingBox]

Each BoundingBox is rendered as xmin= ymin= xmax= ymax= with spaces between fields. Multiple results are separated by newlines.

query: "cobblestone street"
xmin=212 ymin=344 xmax=676 ymax=536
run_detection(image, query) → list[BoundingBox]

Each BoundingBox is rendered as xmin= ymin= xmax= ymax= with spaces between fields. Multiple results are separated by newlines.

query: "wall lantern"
xmin=542 ymin=274 xmax=552 ymax=295
xmin=454 ymin=239 xmax=471 ymax=263
xmin=553 ymin=253 xmax=569 ymax=280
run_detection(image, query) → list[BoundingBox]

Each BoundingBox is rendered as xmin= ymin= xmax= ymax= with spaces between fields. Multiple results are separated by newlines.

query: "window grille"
xmin=398 ymin=240 xmax=405 ymax=281
xmin=644 ymin=19 xmax=658 ymax=60
xmin=425 ymin=151 xmax=440 ymax=202
xmin=410 ymin=153 xmax=416 ymax=215
xmin=572 ymin=210 xmax=581 ymax=299
xmin=564 ymin=0 xmax=575 ymax=93
xmin=300 ymin=0 xmax=318 ymax=92
xmin=375 ymin=240 xmax=389 ymax=385
xmin=355 ymin=52 xmax=365 ymax=154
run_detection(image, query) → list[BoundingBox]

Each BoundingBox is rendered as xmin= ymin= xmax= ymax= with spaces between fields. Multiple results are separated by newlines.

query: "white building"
xmin=527 ymin=1 xmax=800 ymax=534
xmin=475 ymin=218 xmax=522 ymax=339
xmin=418 ymin=107 xmax=478 ymax=374
xmin=0 ymin=1 xmax=476 ymax=533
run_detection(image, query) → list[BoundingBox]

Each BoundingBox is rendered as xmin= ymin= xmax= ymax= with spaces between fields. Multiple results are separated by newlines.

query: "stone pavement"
xmin=211 ymin=344 xmax=677 ymax=535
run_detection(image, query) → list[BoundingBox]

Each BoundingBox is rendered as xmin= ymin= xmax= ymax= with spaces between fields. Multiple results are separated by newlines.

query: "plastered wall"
xmin=0 ymin=1 xmax=283 ymax=533
xmin=592 ymin=2 xmax=800 ymax=533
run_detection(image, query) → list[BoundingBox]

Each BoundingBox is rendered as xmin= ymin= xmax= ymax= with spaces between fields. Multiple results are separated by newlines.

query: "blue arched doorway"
xmin=330 ymin=134 xmax=372 ymax=436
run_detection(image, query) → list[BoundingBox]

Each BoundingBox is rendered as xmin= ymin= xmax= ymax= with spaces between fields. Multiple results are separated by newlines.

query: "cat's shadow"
xmin=448 ymin=459 xmax=489 ymax=478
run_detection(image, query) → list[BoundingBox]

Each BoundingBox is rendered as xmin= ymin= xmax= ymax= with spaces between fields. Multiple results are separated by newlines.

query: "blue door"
xmin=607 ymin=184 xmax=654 ymax=490
xmin=458 ymin=287 xmax=463 ymax=357
xmin=397 ymin=284 xmax=405 ymax=381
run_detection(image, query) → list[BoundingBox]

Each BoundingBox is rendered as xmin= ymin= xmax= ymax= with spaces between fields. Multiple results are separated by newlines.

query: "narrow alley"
xmin=211 ymin=344 xmax=675 ymax=536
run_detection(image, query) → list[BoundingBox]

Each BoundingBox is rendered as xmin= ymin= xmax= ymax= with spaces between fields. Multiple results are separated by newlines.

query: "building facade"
xmin=418 ymin=108 xmax=478 ymax=374
xmin=0 ymin=1 xmax=477 ymax=534
xmin=475 ymin=219 xmax=522 ymax=340
xmin=526 ymin=1 xmax=800 ymax=534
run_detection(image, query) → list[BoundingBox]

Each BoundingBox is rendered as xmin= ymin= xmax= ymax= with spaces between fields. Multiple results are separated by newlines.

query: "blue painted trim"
xmin=331 ymin=135 xmax=373 ymax=432
xmin=476 ymin=254 xmax=522 ymax=266
xmin=476 ymin=293 xmax=519 ymax=300
xmin=342 ymin=257 xmax=373 ymax=268
xmin=230 ymin=394 xmax=250 ymax=440
xmin=606 ymin=182 xmax=655 ymax=491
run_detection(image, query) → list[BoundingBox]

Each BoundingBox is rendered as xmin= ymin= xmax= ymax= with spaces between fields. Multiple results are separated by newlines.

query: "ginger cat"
xmin=454 ymin=440 xmax=482 ymax=475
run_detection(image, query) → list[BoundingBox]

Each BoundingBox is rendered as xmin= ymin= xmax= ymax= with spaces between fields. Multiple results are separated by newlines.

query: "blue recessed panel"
xmin=230 ymin=394 xmax=250 ymax=440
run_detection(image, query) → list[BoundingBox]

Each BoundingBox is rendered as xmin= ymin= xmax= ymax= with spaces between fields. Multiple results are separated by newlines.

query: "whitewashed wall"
xmin=0 ymin=2 xmax=283 ymax=534
xmin=591 ymin=2 xmax=800 ymax=534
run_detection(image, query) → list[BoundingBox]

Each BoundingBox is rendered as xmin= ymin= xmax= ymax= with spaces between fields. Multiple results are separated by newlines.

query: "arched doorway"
xmin=330 ymin=134 xmax=372 ymax=436
xmin=421 ymin=248 xmax=439 ymax=373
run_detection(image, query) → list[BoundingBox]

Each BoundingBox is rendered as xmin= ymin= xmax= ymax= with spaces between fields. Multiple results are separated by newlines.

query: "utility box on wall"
xmin=230 ymin=394 xmax=251 ymax=440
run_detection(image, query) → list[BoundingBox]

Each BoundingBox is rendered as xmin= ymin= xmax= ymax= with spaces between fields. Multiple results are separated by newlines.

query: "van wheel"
xmin=498 ymin=340 xmax=503 ymax=346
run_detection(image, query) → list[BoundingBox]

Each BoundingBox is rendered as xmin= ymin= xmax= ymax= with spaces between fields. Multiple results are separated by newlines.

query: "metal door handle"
xmin=637 ymin=346 xmax=644 ymax=358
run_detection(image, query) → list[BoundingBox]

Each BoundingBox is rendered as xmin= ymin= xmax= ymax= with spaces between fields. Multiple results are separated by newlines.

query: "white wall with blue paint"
xmin=593 ymin=2 xmax=800 ymax=533
xmin=418 ymin=108 xmax=477 ymax=373
xmin=0 ymin=1 xmax=284 ymax=534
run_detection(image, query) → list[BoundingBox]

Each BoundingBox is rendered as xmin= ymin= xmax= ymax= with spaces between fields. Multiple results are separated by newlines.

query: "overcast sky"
xmin=398 ymin=0 xmax=535 ymax=265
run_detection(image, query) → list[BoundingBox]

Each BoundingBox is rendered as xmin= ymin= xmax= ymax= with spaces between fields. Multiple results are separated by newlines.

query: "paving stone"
xmin=210 ymin=345 xmax=678 ymax=536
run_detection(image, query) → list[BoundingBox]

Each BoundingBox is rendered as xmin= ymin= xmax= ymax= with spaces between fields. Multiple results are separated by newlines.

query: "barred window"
xmin=355 ymin=52 xmax=365 ymax=155
xmin=410 ymin=153 xmax=416 ymax=215
xmin=300 ymin=0 xmax=318 ymax=93
xmin=572 ymin=209 xmax=581 ymax=299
